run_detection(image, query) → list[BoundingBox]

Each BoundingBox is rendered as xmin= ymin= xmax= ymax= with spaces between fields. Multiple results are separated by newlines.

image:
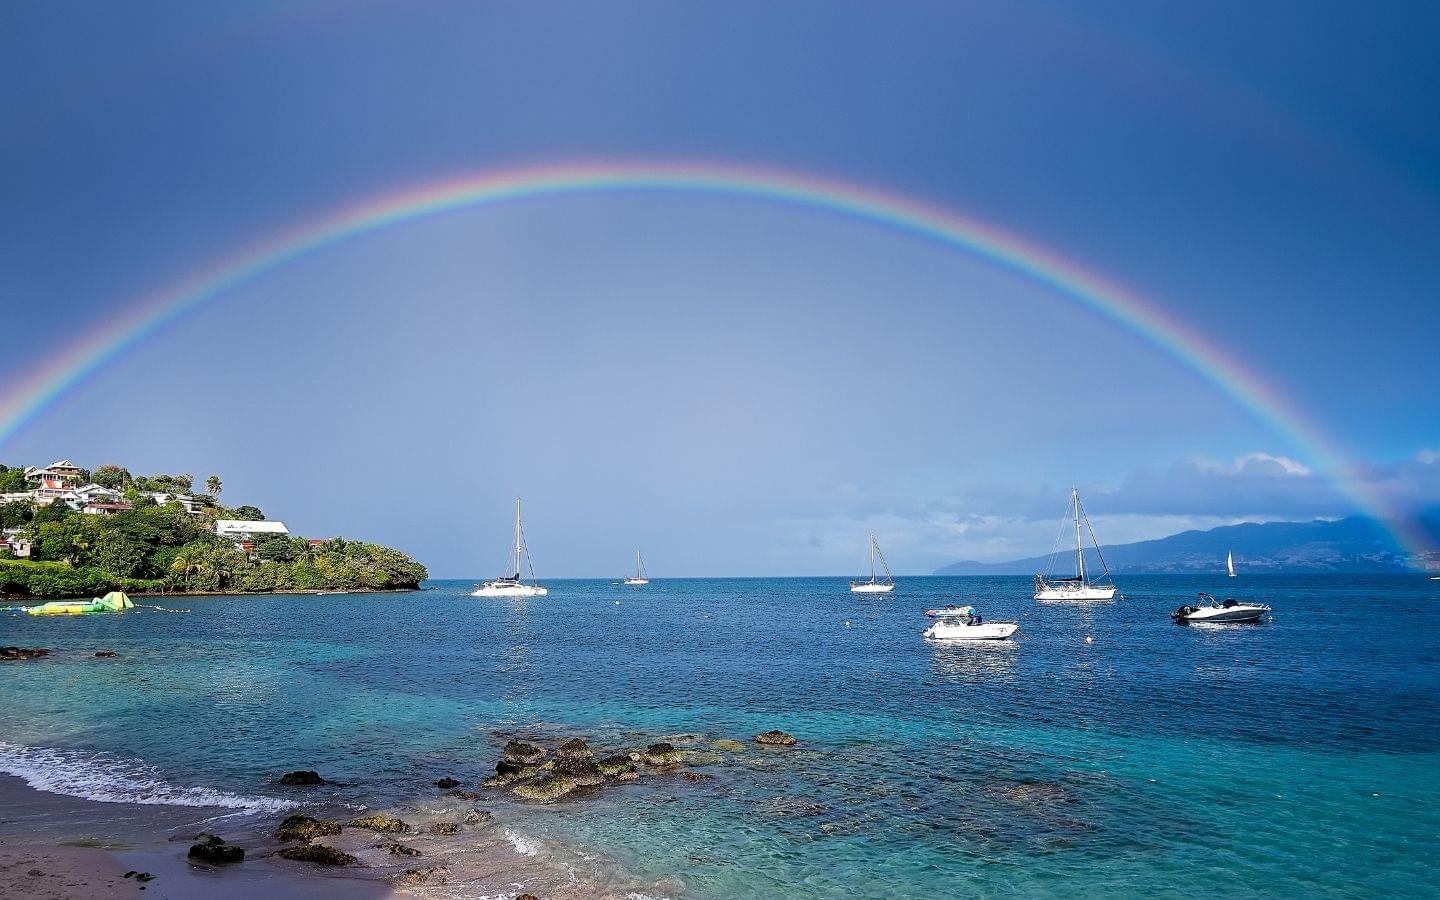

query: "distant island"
xmin=935 ymin=516 xmax=1440 ymax=575
xmin=0 ymin=459 xmax=426 ymax=598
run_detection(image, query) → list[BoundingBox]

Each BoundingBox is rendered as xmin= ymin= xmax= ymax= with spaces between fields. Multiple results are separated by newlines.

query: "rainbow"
xmin=0 ymin=160 xmax=1424 ymax=553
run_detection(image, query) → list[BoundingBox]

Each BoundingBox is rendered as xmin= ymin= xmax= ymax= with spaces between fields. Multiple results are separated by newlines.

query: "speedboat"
xmin=923 ymin=606 xmax=1018 ymax=640
xmin=1172 ymin=592 xmax=1269 ymax=624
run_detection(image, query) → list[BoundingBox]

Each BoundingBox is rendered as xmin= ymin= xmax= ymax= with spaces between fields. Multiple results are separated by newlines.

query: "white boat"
xmin=473 ymin=498 xmax=549 ymax=597
xmin=1034 ymin=488 xmax=1118 ymax=602
xmin=623 ymin=550 xmax=650 ymax=585
xmin=1172 ymin=592 xmax=1269 ymax=624
xmin=1227 ymin=551 xmax=1236 ymax=578
xmin=923 ymin=606 xmax=1018 ymax=640
xmin=850 ymin=534 xmax=896 ymax=594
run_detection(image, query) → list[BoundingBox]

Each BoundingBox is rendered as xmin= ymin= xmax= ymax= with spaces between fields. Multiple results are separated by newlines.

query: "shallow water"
xmin=2 ymin=575 xmax=1438 ymax=897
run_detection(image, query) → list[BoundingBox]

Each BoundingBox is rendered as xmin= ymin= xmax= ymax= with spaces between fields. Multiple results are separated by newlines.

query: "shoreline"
xmin=3 ymin=587 xmax=421 ymax=602
xmin=0 ymin=776 xmax=397 ymax=899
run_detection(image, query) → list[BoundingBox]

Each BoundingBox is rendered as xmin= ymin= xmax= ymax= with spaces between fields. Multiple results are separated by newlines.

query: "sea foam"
xmin=0 ymin=741 xmax=296 ymax=813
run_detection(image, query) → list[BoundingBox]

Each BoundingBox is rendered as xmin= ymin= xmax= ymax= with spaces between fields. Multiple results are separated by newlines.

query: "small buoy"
xmin=1149 ymin=778 xmax=1156 ymax=783
xmin=613 ymin=600 xmax=620 ymax=605
xmin=1372 ymin=792 xmax=1381 ymax=797
xmin=844 ymin=621 xmax=851 ymax=627
xmin=1085 ymin=636 xmax=1094 ymax=644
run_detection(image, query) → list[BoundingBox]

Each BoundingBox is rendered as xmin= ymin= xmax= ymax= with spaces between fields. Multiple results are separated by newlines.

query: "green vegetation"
xmin=0 ymin=463 xmax=427 ymax=598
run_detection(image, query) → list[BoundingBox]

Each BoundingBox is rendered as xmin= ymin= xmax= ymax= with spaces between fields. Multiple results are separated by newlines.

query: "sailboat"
xmin=850 ymin=534 xmax=896 ymax=594
xmin=1034 ymin=488 xmax=1118 ymax=602
xmin=472 ymin=498 xmax=549 ymax=597
xmin=623 ymin=550 xmax=650 ymax=585
xmin=1227 ymin=551 xmax=1236 ymax=578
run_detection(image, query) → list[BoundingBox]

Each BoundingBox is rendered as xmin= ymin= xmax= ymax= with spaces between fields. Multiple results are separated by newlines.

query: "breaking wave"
xmin=0 ymin=741 xmax=296 ymax=813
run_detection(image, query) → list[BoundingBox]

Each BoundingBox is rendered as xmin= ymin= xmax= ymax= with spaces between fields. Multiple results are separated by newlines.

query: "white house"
xmin=142 ymin=491 xmax=206 ymax=515
xmin=2 ymin=528 xmax=31 ymax=558
xmin=214 ymin=520 xmax=289 ymax=539
xmin=25 ymin=460 xmax=84 ymax=487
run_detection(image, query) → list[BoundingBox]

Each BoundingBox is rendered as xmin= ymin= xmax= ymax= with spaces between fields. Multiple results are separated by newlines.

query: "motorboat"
xmin=1172 ymin=592 xmax=1269 ymax=624
xmin=850 ymin=534 xmax=896 ymax=594
xmin=473 ymin=498 xmax=549 ymax=597
xmin=922 ymin=605 xmax=1018 ymax=640
xmin=1034 ymin=488 xmax=1118 ymax=602
xmin=622 ymin=550 xmax=650 ymax=585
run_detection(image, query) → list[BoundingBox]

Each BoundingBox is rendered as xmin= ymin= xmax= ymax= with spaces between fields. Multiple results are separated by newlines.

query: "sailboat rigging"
xmin=472 ymin=498 xmax=548 ymax=597
xmin=1034 ymin=488 xmax=1118 ymax=602
xmin=1227 ymin=551 xmax=1236 ymax=578
xmin=850 ymin=534 xmax=896 ymax=594
xmin=623 ymin=550 xmax=650 ymax=585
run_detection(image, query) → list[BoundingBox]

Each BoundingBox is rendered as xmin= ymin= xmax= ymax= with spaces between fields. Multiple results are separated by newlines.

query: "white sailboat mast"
xmin=513 ymin=497 xmax=523 ymax=579
xmin=1072 ymin=488 xmax=1087 ymax=583
xmin=869 ymin=534 xmax=878 ymax=583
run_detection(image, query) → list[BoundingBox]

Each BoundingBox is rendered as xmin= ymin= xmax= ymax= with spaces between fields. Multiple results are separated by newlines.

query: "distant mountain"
xmin=935 ymin=517 xmax=1434 ymax=575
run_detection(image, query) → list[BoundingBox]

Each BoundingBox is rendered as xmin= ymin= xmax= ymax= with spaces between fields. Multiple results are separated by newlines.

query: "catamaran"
xmin=850 ymin=534 xmax=896 ymax=594
xmin=623 ymin=550 xmax=650 ymax=585
xmin=473 ymin=498 xmax=548 ymax=597
xmin=1034 ymin=488 xmax=1118 ymax=602
xmin=1227 ymin=551 xmax=1236 ymax=578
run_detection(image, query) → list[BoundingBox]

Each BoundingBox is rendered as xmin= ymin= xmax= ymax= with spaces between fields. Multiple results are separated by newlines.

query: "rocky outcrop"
xmin=596 ymin=754 xmax=639 ymax=780
xmin=347 ymin=814 xmax=409 ymax=834
xmin=450 ymin=789 xmax=482 ymax=800
xmin=512 ymin=773 xmax=577 ymax=802
xmin=187 ymin=834 xmax=244 ymax=865
xmin=94 ymin=650 xmax=118 ymax=658
xmin=754 ymin=730 xmax=797 ymax=746
xmin=384 ymin=842 xmax=421 ymax=857
xmin=278 ymin=844 xmax=357 ymax=866
xmin=276 ymin=815 xmax=341 ymax=841
xmin=278 ymin=770 xmax=326 ymax=785
xmin=555 ymin=738 xmax=592 ymax=759
xmin=643 ymin=742 xmax=684 ymax=767
xmin=464 ymin=809 xmax=495 ymax=827
xmin=434 ymin=776 xmax=460 ymax=789
xmin=394 ymin=866 xmax=449 ymax=885
xmin=551 ymin=754 xmax=604 ymax=787
xmin=0 ymin=647 xmax=50 ymax=661
xmin=429 ymin=822 xmax=460 ymax=836
xmin=710 ymin=739 xmax=747 ymax=753
xmin=680 ymin=771 xmax=715 ymax=783
xmin=502 ymin=740 xmax=547 ymax=765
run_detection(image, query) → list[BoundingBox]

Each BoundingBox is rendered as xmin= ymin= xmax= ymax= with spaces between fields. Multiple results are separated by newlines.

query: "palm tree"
xmin=206 ymin=475 xmax=222 ymax=497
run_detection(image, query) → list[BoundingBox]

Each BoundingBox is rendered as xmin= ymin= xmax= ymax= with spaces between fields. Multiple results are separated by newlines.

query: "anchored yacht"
xmin=1034 ymin=488 xmax=1118 ymax=602
xmin=473 ymin=498 xmax=548 ymax=598
xmin=623 ymin=550 xmax=650 ymax=585
xmin=850 ymin=534 xmax=896 ymax=594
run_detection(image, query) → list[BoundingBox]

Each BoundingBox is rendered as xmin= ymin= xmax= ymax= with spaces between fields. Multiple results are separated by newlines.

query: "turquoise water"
xmin=2 ymin=576 xmax=1438 ymax=897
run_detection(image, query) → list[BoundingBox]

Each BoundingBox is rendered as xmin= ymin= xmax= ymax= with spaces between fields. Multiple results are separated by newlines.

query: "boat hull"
xmin=622 ymin=578 xmax=649 ymax=585
xmin=850 ymin=582 xmax=895 ymax=594
xmin=472 ymin=584 xmax=548 ymax=597
xmin=1035 ymin=585 xmax=1116 ymax=602
xmin=924 ymin=621 xmax=1018 ymax=641
xmin=1175 ymin=604 xmax=1268 ymax=624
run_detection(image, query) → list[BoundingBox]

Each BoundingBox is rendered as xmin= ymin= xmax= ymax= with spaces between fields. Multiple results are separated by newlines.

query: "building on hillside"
xmin=214 ymin=519 xmax=289 ymax=539
xmin=0 ymin=491 xmax=36 ymax=506
xmin=25 ymin=460 xmax=85 ymax=487
xmin=74 ymin=484 xmax=124 ymax=505
xmin=82 ymin=501 xmax=133 ymax=516
xmin=2 ymin=528 xmax=31 ymax=558
xmin=141 ymin=491 xmax=206 ymax=515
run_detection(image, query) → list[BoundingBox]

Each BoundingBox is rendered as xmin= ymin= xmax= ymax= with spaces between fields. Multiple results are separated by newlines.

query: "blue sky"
xmin=2 ymin=1 xmax=1437 ymax=575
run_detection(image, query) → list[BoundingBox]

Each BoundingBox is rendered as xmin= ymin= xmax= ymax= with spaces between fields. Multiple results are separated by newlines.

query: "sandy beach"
xmin=0 ymin=776 xmax=395 ymax=900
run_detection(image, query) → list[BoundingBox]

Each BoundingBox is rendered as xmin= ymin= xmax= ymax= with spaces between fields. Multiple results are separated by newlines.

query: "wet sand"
xmin=0 ymin=776 xmax=395 ymax=899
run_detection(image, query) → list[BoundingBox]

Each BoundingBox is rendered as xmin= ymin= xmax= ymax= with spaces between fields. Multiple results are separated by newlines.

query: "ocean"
xmin=2 ymin=575 xmax=1437 ymax=897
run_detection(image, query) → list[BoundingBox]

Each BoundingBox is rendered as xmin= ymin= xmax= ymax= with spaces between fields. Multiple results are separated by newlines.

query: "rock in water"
xmin=596 ymin=754 xmax=639 ymax=780
xmin=277 ymin=844 xmax=357 ymax=866
xmin=434 ymin=776 xmax=460 ymax=789
xmin=643 ymin=742 xmax=684 ymax=767
xmin=95 ymin=650 xmax=118 ymax=658
xmin=555 ymin=738 xmax=592 ymax=759
xmin=754 ymin=730 xmax=798 ymax=746
xmin=187 ymin=834 xmax=244 ymax=865
xmin=451 ymin=789 xmax=483 ymax=800
xmin=393 ymin=866 xmax=449 ymax=885
xmin=278 ymin=770 xmax=326 ymax=785
xmin=551 ymin=755 xmax=604 ymax=786
xmin=276 ymin=815 xmax=341 ymax=841
xmin=680 ymin=771 xmax=715 ymax=783
xmin=502 ymin=740 xmax=546 ymax=764
xmin=347 ymin=814 xmax=409 ymax=834
xmin=512 ymin=773 xmax=577 ymax=802
xmin=429 ymin=822 xmax=461 ymax=835
xmin=0 ymin=647 xmax=50 ymax=661
xmin=384 ymin=843 xmax=422 ymax=857
xmin=711 ymin=739 xmax=747 ymax=753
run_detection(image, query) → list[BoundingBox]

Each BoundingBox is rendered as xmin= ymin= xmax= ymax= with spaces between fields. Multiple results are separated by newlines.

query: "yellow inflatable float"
xmin=24 ymin=591 xmax=134 ymax=616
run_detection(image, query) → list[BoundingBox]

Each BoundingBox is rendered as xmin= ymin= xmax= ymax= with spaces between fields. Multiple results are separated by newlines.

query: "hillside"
xmin=0 ymin=459 xmax=426 ymax=598
xmin=935 ymin=517 xmax=1432 ymax=575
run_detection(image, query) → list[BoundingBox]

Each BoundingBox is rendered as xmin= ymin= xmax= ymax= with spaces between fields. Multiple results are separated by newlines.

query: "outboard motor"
xmin=1172 ymin=605 xmax=1195 ymax=622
